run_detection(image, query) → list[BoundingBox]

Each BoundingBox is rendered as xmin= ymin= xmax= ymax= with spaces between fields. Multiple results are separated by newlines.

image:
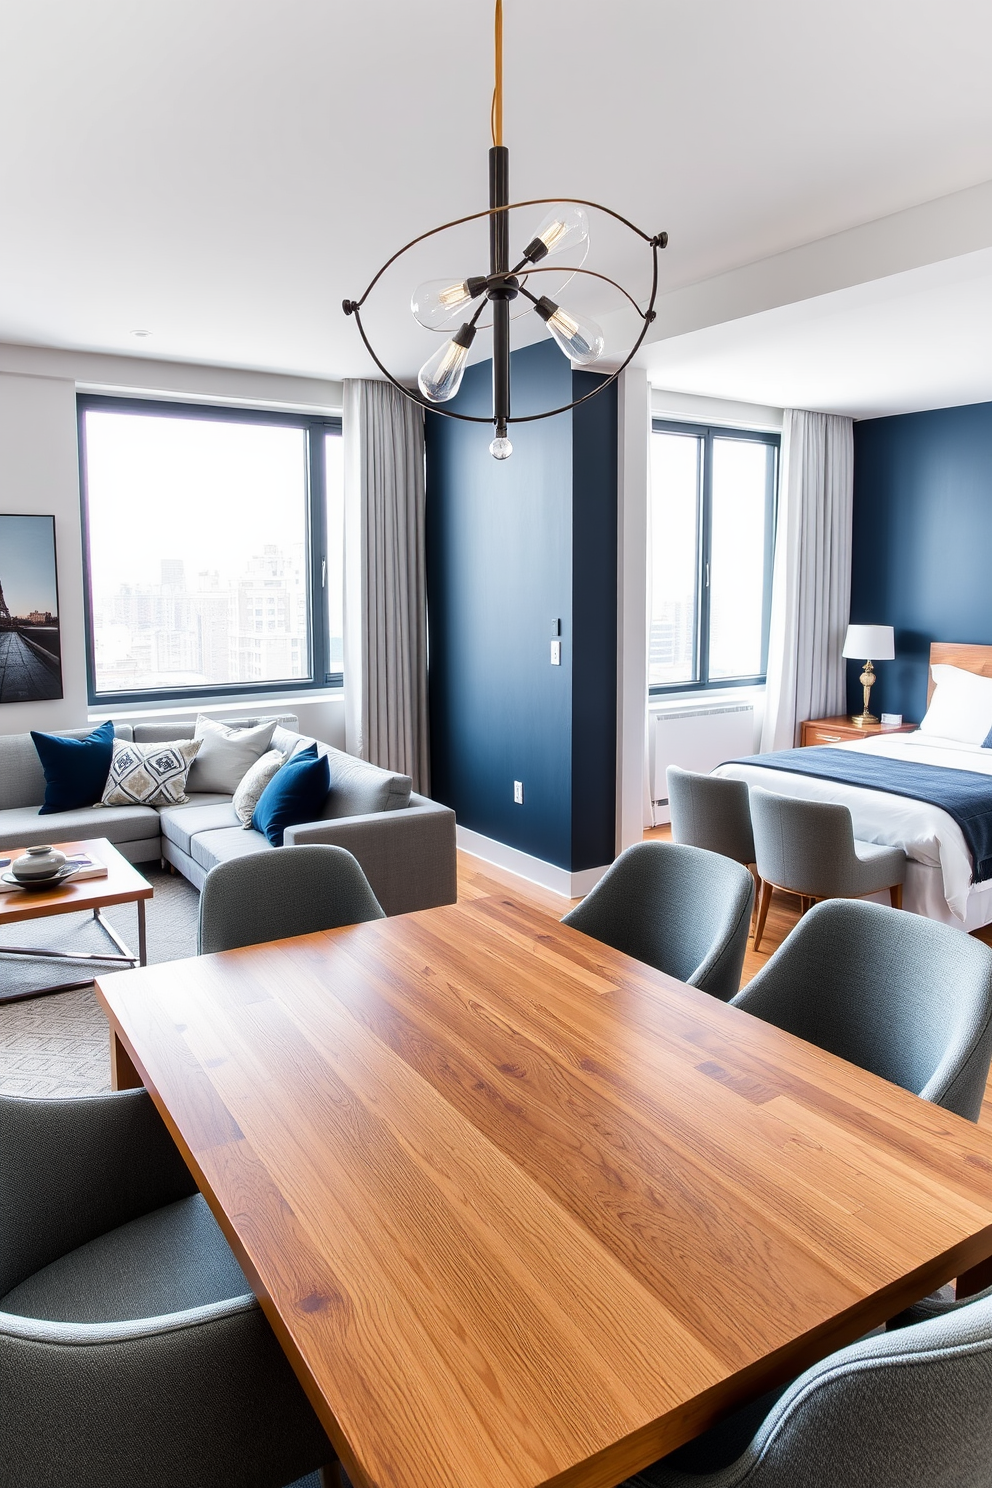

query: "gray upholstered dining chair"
xmin=667 ymin=766 xmax=760 ymax=929
xmin=731 ymin=898 xmax=992 ymax=1121
xmin=749 ymin=787 xmax=907 ymax=950
xmin=619 ymin=1290 xmax=992 ymax=1488
xmin=561 ymin=840 xmax=754 ymax=1001
xmin=0 ymin=1088 xmax=334 ymax=1488
xmin=198 ymin=842 xmax=385 ymax=954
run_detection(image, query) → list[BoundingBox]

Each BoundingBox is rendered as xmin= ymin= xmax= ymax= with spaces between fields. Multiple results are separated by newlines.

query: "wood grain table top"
xmin=97 ymin=893 xmax=992 ymax=1488
xmin=0 ymin=837 xmax=152 ymax=926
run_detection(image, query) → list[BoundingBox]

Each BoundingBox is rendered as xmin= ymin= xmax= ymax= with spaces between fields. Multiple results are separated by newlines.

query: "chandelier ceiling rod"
xmin=342 ymin=1 xmax=667 ymax=460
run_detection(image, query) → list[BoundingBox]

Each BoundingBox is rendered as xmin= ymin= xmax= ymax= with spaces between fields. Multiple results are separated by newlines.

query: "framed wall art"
xmin=0 ymin=514 xmax=63 ymax=704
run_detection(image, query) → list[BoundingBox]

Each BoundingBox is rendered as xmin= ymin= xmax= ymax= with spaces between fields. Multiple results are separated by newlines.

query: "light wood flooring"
xmin=457 ymin=826 xmax=992 ymax=1131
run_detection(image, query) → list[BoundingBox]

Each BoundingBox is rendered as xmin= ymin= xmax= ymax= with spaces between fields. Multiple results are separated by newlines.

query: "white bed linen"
xmin=715 ymin=731 xmax=992 ymax=930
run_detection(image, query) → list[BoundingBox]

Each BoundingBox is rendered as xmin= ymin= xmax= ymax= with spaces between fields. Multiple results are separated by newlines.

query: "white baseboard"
xmin=456 ymin=825 xmax=610 ymax=900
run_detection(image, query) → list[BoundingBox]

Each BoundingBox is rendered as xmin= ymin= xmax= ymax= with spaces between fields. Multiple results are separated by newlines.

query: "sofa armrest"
xmin=0 ymin=1089 xmax=198 ymax=1296
xmin=284 ymin=794 xmax=457 ymax=917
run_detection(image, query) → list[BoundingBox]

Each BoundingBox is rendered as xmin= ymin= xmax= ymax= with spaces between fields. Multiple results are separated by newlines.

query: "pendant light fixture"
xmin=342 ymin=0 xmax=667 ymax=460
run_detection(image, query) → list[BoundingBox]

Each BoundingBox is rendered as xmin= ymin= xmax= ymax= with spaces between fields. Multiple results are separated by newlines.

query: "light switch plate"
xmin=513 ymin=780 xmax=524 ymax=804
xmin=550 ymin=640 xmax=561 ymax=666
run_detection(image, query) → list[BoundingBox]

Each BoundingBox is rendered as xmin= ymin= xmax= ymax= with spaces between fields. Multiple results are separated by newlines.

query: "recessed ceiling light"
xmin=130 ymin=328 xmax=152 ymax=338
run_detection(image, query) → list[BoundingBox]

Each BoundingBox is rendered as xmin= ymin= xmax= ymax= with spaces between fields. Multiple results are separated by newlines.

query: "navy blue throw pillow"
xmin=252 ymin=742 xmax=330 ymax=847
xmin=31 ymin=720 xmax=116 ymax=814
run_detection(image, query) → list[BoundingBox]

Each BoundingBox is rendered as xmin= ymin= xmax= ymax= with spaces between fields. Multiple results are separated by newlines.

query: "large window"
xmin=649 ymin=421 xmax=778 ymax=692
xmin=79 ymin=397 xmax=343 ymax=703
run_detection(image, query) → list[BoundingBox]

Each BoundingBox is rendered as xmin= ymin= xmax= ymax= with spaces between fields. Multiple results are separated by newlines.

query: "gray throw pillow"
xmin=232 ymin=748 xmax=287 ymax=828
xmin=188 ymin=715 xmax=277 ymax=795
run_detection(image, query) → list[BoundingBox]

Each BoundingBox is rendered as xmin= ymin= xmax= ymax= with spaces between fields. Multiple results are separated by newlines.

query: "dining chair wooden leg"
xmin=319 ymin=1464 xmax=344 ymax=1488
xmin=752 ymin=879 xmax=773 ymax=952
xmin=748 ymin=864 xmax=761 ymax=934
xmin=889 ymin=883 xmax=903 ymax=910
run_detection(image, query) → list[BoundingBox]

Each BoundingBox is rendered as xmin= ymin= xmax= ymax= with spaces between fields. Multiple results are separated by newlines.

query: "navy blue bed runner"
xmin=731 ymin=746 xmax=992 ymax=883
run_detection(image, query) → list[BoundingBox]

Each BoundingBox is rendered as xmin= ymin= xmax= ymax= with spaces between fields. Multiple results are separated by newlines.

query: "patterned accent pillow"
xmin=232 ymin=748 xmax=287 ymax=828
xmin=101 ymin=739 xmax=202 ymax=807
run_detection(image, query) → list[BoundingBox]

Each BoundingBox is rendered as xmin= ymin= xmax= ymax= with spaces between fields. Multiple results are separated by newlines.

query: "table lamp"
xmin=842 ymin=624 xmax=895 ymax=726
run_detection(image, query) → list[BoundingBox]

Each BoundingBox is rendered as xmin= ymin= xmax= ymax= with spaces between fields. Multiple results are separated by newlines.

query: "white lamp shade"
xmin=842 ymin=624 xmax=895 ymax=661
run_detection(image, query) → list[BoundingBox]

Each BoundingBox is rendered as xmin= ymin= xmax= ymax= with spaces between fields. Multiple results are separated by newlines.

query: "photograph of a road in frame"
xmin=0 ymin=515 xmax=63 ymax=704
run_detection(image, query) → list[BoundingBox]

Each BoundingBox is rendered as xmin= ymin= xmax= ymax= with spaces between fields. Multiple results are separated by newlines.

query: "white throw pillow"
xmin=919 ymin=664 xmax=992 ymax=746
xmin=232 ymin=748 xmax=287 ymax=828
xmin=101 ymin=739 xmax=202 ymax=807
xmin=187 ymin=715 xmax=277 ymax=795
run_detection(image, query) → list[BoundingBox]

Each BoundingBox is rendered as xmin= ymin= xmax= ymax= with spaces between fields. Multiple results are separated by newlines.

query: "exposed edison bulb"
xmin=417 ymin=323 xmax=476 ymax=402
xmin=411 ymin=277 xmax=485 ymax=329
xmin=534 ymin=296 xmax=604 ymax=365
xmin=523 ymin=204 xmax=590 ymax=263
xmin=490 ymin=434 xmax=513 ymax=460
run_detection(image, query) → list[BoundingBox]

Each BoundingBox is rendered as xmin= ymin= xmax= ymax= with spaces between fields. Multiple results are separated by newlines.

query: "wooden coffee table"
xmin=0 ymin=837 xmax=152 ymax=1004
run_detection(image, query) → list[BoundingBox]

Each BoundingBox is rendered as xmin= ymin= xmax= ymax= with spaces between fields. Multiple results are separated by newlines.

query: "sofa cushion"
xmin=269 ymin=729 xmax=413 ymax=820
xmin=232 ymin=748 xmax=287 ymax=827
xmin=190 ymin=825 xmax=272 ymax=873
xmin=102 ymin=739 xmax=202 ymax=807
xmin=252 ymin=744 xmax=330 ymax=847
xmin=319 ymin=745 xmax=412 ymax=819
xmin=0 ymin=803 xmax=160 ymax=852
xmin=187 ymin=715 xmax=277 ymax=795
xmin=157 ymin=798 xmax=240 ymax=856
xmin=0 ymin=727 xmax=130 ymax=812
xmin=31 ymin=720 xmax=116 ymax=814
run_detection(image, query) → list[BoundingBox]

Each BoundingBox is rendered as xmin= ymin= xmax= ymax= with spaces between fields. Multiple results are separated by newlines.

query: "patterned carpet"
xmin=0 ymin=863 xmax=200 ymax=1096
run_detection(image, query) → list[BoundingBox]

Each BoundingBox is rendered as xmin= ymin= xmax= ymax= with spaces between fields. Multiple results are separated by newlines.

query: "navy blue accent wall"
xmin=426 ymin=339 xmax=617 ymax=873
xmin=851 ymin=401 xmax=992 ymax=722
xmin=570 ymin=368 xmax=617 ymax=870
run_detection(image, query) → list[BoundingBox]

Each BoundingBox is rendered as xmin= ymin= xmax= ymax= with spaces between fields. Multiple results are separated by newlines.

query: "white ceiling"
xmin=4 ymin=0 xmax=992 ymax=415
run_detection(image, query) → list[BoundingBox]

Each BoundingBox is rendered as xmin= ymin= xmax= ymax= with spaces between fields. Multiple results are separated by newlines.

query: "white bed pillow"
xmin=919 ymin=664 xmax=992 ymax=746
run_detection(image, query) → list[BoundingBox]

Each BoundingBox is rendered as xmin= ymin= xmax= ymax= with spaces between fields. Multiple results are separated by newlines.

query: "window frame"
xmin=649 ymin=418 xmax=779 ymax=696
xmin=77 ymin=394 xmax=343 ymax=706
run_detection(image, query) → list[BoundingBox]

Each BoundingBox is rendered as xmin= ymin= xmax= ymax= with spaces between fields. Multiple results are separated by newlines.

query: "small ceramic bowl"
xmin=11 ymin=845 xmax=67 ymax=882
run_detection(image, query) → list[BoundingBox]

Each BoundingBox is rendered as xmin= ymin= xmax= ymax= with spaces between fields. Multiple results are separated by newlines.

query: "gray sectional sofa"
xmin=0 ymin=715 xmax=456 ymax=918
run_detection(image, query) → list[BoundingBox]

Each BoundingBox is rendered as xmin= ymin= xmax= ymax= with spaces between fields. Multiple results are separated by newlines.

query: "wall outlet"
xmin=550 ymin=640 xmax=561 ymax=666
xmin=513 ymin=780 xmax=524 ymax=804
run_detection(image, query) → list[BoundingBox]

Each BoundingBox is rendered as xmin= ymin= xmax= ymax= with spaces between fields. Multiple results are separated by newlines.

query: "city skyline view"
xmin=83 ymin=408 xmax=344 ymax=695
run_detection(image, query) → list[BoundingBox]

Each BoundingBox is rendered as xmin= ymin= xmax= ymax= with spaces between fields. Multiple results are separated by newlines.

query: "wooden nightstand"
xmin=800 ymin=715 xmax=917 ymax=747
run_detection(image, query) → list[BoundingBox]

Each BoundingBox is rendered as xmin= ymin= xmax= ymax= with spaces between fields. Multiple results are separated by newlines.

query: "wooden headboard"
xmin=928 ymin=642 xmax=992 ymax=704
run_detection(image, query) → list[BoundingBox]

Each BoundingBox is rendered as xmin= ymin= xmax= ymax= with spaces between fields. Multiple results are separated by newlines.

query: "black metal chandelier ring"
xmin=343 ymin=207 xmax=665 ymax=429
xmin=342 ymin=1 xmax=668 ymax=459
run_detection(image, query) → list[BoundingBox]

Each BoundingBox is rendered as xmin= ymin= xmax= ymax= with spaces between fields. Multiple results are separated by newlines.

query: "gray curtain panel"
xmin=761 ymin=409 xmax=854 ymax=751
xmin=343 ymin=379 xmax=430 ymax=794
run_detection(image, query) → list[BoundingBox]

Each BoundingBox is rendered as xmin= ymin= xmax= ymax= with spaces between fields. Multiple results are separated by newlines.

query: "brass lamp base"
xmin=850 ymin=659 xmax=878 ymax=727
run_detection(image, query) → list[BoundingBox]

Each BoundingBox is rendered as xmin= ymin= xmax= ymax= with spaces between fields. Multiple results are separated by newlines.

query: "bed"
xmin=715 ymin=643 xmax=992 ymax=931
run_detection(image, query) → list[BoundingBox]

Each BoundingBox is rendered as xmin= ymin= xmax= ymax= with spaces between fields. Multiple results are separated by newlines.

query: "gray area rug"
xmin=0 ymin=864 xmax=200 ymax=1096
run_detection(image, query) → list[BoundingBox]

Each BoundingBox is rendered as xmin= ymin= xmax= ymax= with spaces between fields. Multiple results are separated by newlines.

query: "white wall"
xmin=650 ymin=386 xmax=783 ymax=431
xmin=0 ymin=342 xmax=345 ymax=741
xmin=0 ymin=371 xmax=87 ymax=734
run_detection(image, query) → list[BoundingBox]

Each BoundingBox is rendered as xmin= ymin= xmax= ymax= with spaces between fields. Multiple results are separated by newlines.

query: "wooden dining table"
xmin=96 ymin=890 xmax=992 ymax=1488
